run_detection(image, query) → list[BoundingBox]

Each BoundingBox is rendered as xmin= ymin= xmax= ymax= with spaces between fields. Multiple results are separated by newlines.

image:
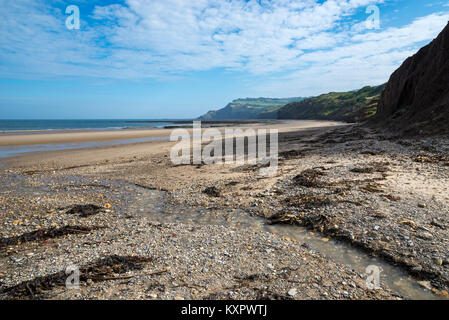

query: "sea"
xmin=0 ymin=119 xmax=191 ymax=159
xmin=0 ymin=119 xmax=190 ymax=132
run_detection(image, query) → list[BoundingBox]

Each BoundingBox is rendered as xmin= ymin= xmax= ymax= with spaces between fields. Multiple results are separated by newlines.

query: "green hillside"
xmin=277 ymin=84 xmax=386 ymax=122
xmin=199 ymin=97 xmax=306 ymax=120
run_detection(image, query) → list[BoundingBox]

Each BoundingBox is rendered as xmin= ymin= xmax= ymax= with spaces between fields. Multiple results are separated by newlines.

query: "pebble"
xmin=288 ymin=289 xmax=297 ymax=297
xmin=418 ymin=226 xmax=431 ymax=232
xmin=411 ymin=265 xmax=423 ymax=272
xmin=434 ymin=258 xmax=443 ymax=266
xmin=419 ymin=232 xmax=434 ymax=240
xmin=417 ymin=281 xmax=432 ymax=291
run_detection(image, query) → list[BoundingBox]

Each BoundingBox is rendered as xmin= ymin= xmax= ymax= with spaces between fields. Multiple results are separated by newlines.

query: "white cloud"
xmin=92 ymin=0 xmax=387 ymax=74
xmin=0 ymin=0 xmax=448 ymax=96
xmin=251 ymin=11 xmax=449 ymax=96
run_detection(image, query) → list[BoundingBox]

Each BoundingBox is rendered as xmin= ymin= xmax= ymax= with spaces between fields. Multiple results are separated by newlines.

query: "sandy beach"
xmin=0 ymin=128 xmax=173 ymax=146
xmin=0 ymin=120 xmax=344 ymax=169
xmin=1 ymin=121 xmax=448 ymax=300
xmin=0 ymin=120 xmax=342 ymax=146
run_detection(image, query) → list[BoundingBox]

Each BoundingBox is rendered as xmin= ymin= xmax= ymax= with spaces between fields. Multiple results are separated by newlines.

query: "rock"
xmin=418 ymin=226 xmax=431 ymax=232
xmin=400 ymin=219 xmax=417 ymax=229
xmin=203 ymin=187 xmax=221 ymax=197
xmin=418 ymin=232 xmax=434 ymax=240
xmin=372 ymin=212 xmax=387 ymax=219
xmin=438 ymin=290 xmax=449 ymax=298
xmin=411 ymin=265 xmax=422 ymax=272
xmin=375 ymin=22 xmax=449 ymax=136
xmin=288 ymin=289 xmax=297 ymax=297
xmin=434 ymin=258 xmax=443 ymax=266
xmin=66 ymin=204 xmax=105 ymax=217
xmin=417 ymin=281 xmax=432 ymax=291
xmin=418 ymin=203 xmax=426 ymax=208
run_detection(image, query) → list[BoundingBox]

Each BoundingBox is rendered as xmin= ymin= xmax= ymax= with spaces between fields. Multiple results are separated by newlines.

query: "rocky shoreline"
xmin=1 ymin=124 xmax=448 ymax=300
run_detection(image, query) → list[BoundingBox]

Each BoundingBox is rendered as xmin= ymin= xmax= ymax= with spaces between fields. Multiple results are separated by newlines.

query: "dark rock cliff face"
xmin=375 ymin=22 xmax=449 ymax=135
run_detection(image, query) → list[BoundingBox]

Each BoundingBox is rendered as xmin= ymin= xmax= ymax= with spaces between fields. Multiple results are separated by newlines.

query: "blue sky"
xmin=1 ymin=0 xmax=449 ymax=119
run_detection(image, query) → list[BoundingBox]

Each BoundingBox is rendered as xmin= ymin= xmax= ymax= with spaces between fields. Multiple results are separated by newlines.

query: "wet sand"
xmin=0 ymin=120 xmax=343 ymax=147
xmin=0 ymin=120 xmax=345 ymax=170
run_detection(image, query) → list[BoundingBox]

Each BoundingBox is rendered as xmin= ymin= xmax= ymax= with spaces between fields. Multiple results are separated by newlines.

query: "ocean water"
xmin=0 ymin=120 xmax=189 ymax=132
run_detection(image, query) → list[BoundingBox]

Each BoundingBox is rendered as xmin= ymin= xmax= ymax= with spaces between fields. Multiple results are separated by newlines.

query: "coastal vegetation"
xmin=199 ymin=97 xmax=305 ymax=120
xmin=200 ymin=85 xmax=386 ymax=123
xmin=278 ymin=85 xmax=386 ymax=122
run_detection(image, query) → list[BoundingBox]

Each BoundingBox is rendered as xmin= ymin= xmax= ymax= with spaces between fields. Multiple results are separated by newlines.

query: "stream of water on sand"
xmin=129 ymin=187 xmax=440 ymax=300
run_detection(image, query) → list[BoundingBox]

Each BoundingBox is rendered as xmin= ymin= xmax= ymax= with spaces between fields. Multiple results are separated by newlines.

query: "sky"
xmin=1 ymin=0 xmax=449 ymax=119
